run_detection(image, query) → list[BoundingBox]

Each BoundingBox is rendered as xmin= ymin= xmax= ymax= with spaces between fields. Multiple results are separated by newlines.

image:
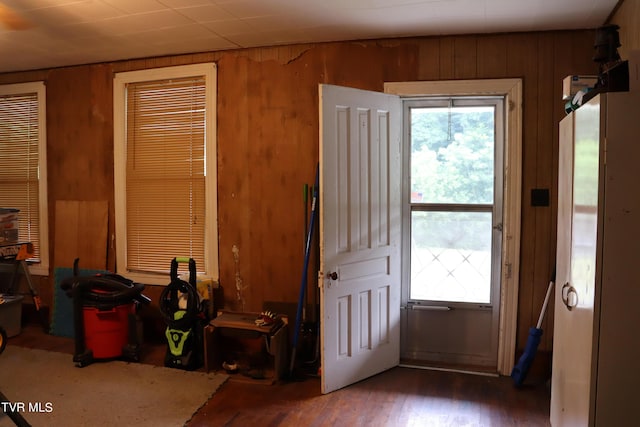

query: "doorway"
xmin=318 ymin=80 xmax=523 ymax=394
xmin=400 ymin=96 xmax=504 ymax=370
xmin=384 ymin=79 xmax=522 ymax=375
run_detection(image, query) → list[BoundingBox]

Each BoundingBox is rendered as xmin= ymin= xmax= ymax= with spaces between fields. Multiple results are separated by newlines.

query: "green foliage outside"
xmin=412 ymin=211 xmax=491 ymax=251
xmin=410 ymin=107 xmax=495 ymax=251
xmin=411 ymin=107 xmax=495 ymax=205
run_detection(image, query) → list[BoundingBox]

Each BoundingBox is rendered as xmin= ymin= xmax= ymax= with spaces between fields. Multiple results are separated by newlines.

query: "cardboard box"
xmin=562 ymin=75 xmax=598 ymax=100
xmin=0 ymin=294 xmax=23 ymax=337
xmin=0 ymin=208 xmax=19 ymax=244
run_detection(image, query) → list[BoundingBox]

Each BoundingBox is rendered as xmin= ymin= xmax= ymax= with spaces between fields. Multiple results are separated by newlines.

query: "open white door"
xmin=319 ymin=84 xmax=402 ymax=394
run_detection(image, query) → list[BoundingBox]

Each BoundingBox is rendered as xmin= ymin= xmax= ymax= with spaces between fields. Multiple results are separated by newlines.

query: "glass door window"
xmin=408 ymin=99 xmax=503 ymax=306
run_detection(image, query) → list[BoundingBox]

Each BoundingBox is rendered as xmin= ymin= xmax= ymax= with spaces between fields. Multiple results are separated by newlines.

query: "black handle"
xmin=170 ymin=257 xmax=197 ymax=286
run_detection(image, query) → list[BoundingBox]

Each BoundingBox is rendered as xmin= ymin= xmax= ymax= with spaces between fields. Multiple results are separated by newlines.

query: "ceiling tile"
xmin=99 ymin=0 xmax=168 ymax=14
xmin=88 ymin=9 xmax=194 ymax=35
xmin=201 ymin=18 xmax=254 ymax=37
xmin=172 ymin=4 xmax=237 ymax=23
xmin=215 ymin=0 xmax=292 ymax=19
xmin=0 ymin=0 xmax=619 ymax=73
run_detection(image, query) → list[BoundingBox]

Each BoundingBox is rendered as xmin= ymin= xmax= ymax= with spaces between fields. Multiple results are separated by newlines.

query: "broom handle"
xmin=536 ymin=280 xmax=555 ymax=329
xmin=290 ymin=165 xmax=319 ymax=376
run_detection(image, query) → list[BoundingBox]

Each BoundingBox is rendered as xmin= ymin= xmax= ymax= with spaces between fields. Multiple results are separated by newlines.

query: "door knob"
xmin=328 ymin=271 xmax=338 ymax=280
xmin=561 ymin=282 xmax=578 ymax=311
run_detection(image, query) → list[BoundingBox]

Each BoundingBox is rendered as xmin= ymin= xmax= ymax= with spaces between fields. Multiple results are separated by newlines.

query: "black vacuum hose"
xmin=159 ymin=279 xmax=199 ymax=330
xmin=61 ymin=276 xmax=147 ymax=307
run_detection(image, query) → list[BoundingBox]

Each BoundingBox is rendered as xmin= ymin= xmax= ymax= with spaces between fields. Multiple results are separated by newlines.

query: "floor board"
xmin=5 ymin=323 xmax=551 ymax=426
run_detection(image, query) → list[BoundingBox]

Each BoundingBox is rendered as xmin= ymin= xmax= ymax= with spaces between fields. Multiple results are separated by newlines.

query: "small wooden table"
xmin=204 ymin=311 xmax=288 ymax=384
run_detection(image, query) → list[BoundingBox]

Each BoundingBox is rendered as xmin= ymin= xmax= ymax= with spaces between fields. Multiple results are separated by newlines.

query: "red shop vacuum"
xmin=60 ymin=259 xmax=150 ymax=367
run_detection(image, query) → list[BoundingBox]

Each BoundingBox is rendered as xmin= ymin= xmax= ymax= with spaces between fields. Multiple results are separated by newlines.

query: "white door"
xmin=551 ymin=94 xmax=601 ymax=427
xmin=319 ymin=84 xmax=402 ymax=394
xmin=551 ymin=111 xmax=577 ymax=426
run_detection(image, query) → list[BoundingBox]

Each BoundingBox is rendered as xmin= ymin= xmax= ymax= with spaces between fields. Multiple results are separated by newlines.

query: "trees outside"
xmin=410 ymin=106 xmax=495 ymax=205
xmin=410 ymin=106 xmax=495 ymax=252
xmin=409 ymin=106 xmax=496 ymax=302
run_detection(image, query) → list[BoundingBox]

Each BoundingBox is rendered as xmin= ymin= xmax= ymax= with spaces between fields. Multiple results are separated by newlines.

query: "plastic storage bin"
xmin=0 ymin=208 xmax=20 ymax=244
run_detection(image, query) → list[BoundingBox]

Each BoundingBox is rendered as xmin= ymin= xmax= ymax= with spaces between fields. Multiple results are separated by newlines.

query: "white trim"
xmin=0 ymin=81 xmax=49 ymax=275
xmin=113 ymin=63 xmax=219 ymax=285
xmin=385 ymin=79 xmax=522 ymax=376
xmin=399 ymin=363 xmax=500 ymax=378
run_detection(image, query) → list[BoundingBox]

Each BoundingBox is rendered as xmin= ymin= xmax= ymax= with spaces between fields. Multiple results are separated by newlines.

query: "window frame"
xmin=0 ymin=81 xmax=49 ymax=275
xmin=113 ymin=63 xmax=219 ymax=285
xmin=405 ymin=96 xmax=505 ymax=305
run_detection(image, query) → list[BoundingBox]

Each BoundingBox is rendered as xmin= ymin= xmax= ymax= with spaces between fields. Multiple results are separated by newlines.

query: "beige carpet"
xmin=0 ymin=346 xmax=227 ymax=427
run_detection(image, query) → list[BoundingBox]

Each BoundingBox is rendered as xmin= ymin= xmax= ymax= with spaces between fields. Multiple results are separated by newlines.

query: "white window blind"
xmin=0 ymin=90 xmax=43 ymax=263
xmin=124 ymin=76 xmax=206 ymax=274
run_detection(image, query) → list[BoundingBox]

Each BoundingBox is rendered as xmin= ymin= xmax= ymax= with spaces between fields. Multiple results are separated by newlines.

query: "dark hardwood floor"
xmin=6 ymin=321 xmax=551 ymax=426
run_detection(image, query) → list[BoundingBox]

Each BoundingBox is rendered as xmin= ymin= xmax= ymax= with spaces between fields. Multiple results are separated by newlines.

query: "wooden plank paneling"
xmin=48 ymin=199 xmax=108 ymax=328
xmin=439 ymin=37 xmax=455 ymax=79
xmin=535 ymin=32 xmax=557 ymax=351
xmin=45 ymin=64 xmax=116 ymax=272
xmin=417 ymin=38 xmax=441 ymax=80
xmin=46 ymin=65 xmax=113 ymax=202
xmin=477 ymin=35 xmax=508 ymax=78
xmin=453 ymin=36 xmax=478 ymax=79
xmin=507 ymin=33 xmax=541 ymax=348
xmin=216 ymin=54 xmax=253 ymax=312
xmin=1 ymin=30 xmax=599 ymax=354
xmin=53 ymin=200 xmax=108 ymax=270
xmin=610 ymin=0 xmax=640 ymax=58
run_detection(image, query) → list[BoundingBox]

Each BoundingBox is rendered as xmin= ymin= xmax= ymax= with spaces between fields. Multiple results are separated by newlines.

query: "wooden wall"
xmin=0 ymin=30 xmax=598 ymax=352
xmin=611 ymin=0 xmax=640 ymax=57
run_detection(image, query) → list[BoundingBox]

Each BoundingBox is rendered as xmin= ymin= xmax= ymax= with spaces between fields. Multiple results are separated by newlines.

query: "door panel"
xmin=405 ymin=308 xmax=493 ymax=355
xmin=550 ymin=112 xmax=574 ymax=424
xmin=319 ymin=84 xmax=402 ymax=394
xmin=563 ymin=96 xmax=600 ymax=425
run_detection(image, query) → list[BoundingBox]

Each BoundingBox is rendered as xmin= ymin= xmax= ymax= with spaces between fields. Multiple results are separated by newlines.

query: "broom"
xmin=289 ymin=165 xmax=319 ymax=377
xmin=511 ymin=271 xmax=555 ymax=387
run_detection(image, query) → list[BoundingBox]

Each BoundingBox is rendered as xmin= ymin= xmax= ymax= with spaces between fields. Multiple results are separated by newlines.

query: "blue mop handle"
xmin=291 ymin=165 xmax=319 ymax=372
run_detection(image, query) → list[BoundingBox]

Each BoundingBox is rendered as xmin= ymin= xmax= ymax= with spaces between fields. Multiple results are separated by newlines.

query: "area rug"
xmin=0 ymin=346 xmax=228 ymax=427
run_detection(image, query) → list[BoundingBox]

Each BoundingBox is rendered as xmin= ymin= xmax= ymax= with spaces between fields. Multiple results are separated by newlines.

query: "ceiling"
xmin=0 ymin=0 xmax=618 ymax=74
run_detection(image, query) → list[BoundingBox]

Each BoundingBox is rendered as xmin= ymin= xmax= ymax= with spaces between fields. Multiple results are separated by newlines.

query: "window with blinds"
xmin=114 ymin=64 xmax=218 ymax=285
xmin=0 ymin=82 xmax=48 ymax=271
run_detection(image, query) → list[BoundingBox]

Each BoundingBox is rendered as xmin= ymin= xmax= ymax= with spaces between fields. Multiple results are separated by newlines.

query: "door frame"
xmin=384 ymin=79 xmax=522 ymax=375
